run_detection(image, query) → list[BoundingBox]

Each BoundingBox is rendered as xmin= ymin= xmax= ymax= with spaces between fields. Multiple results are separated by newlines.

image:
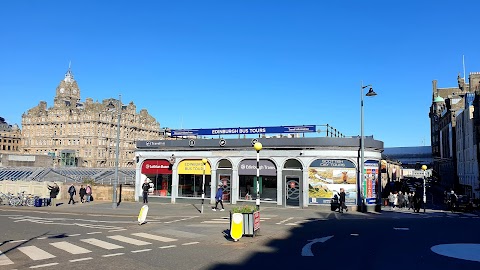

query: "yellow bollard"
xmin=230 ymin=213 xmax=243 ymax=241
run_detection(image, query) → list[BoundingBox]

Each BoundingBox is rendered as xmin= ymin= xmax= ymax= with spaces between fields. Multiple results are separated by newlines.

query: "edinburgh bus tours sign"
xmin=171 ymin=125 xmax=316 ymax=137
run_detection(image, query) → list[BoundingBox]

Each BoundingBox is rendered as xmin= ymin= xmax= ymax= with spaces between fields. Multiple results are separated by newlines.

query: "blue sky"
xmin=1 ymin=0 xmax=479 ymax=148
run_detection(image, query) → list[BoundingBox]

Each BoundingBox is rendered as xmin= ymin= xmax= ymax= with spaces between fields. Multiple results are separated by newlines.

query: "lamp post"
xmin=111 ymin=95 xmax=121 ymax=209
xmin=253 ymin=142 xmax=263 ymax=211
xmin=201 ymin=158 xmax=207 ymax=214
xmin=421 ymin=165 xmax=427 ymax=213
xmin=360 ymin=82 xmax=377 ymax=212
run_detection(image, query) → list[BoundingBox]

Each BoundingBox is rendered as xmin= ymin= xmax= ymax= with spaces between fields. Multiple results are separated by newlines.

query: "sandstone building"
xmin=0 ymin=117 xmax=21 ymax=154
xmin=21 ymin=67 xmax=162 ymax=168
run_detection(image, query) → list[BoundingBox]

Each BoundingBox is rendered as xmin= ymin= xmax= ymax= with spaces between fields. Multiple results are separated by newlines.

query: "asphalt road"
xmin=0 ymin=202 xmax=479 ymax=270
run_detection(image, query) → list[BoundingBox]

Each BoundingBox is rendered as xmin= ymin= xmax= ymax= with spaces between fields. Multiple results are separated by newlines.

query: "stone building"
xmin=429 ymin=73 xmax=480 ymax=192
xmin=0 ymin=117 xmax=21 ymax=154
xmin=21 ymin=67 xmax=162 ymax=168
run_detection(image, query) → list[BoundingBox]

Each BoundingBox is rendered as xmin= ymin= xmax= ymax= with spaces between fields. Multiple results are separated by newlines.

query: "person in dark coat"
xmin=142 ymin=180 xmax=150 ymax=204
xmin=339 ymin=188 xmax=348 ymax=213
xmin=68 ymin=184 xmax=76 ymax=205
xmin=212 ymin=184 xmax=225 ymax=211
xmin=47 ymin=183 xmax=59 ymax=207
xmin=79 ymin=185 xmax=86 ymax=203
xmin=413 ymin=192 xmax=422 ymax=213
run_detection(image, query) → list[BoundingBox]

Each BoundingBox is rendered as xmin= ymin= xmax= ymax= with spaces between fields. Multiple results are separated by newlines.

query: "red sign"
xmin=253 ymin=211 xmax=260 ymax=231
xmin=141 ymin=160 xmax=172 ymax=174
xmin=290 ymin=182 xmax=295 ymax=189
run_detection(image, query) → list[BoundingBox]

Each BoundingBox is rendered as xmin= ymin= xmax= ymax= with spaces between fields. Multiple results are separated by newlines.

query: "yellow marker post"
xmin=230 ymin=213 xmax=243 ymax=241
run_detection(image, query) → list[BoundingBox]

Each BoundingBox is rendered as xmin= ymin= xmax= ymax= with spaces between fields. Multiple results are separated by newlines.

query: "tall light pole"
xmin=360 ymin=82 xmax=377 ymax=212
xmin=201 ymin=158 xmax=207 ymax=214
xmin=254 ymin=142 xmax=263 ymax=211
xmin=421 ymin=164 xmax=427 ymax=213
xmin=112 ymin=95 xmax=121 ymax=209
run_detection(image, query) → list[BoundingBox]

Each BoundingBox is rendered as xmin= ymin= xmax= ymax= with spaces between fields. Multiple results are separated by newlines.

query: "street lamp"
xmin=113 ymin=95 xmax=121 ymax=209
xmin=253 ymin=142 xmax=263 ymax=210
xmin=360 ymin=82 xmax=377 ymax=212
xmin=421 ymin=164 xmax=427 ymax=213
xmin=201 ymin=158 xmax=207 ymax=214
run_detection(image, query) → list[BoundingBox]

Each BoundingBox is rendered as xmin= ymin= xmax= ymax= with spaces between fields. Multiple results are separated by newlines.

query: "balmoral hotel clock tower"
xmin=21 ymin=67 xmax=163 ymax=168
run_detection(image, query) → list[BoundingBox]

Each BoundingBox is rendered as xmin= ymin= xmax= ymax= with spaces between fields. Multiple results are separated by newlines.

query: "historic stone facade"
xmin=21 ymin=67 xmax=162 ymax=168
xmin=0 ymin=117 xmax=21 ymax=154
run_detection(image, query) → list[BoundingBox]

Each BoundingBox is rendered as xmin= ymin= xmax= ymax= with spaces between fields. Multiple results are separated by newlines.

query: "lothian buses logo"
xmin=145 ymin=164 xmax=168 ymax=169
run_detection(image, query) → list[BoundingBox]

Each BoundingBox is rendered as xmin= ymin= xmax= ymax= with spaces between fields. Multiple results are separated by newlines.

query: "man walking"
xmin=68 ymin=184 xmax=76 ymax=205
xmin=338 ymin=188 xmax=348 ymax=213
xmin=142 ymin=180 xmax=150 ymax=204
xmin=212 ymin=184 xmax=225 ymax=211
xmin=79 ymin=185 xmax=86 ymax=203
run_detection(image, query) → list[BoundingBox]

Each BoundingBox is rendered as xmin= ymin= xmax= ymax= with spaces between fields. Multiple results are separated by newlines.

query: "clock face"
xmin=60 ymin=88 xmax=64 ymax=93
xmin=72 ymin=88 xmax=77 ymax=94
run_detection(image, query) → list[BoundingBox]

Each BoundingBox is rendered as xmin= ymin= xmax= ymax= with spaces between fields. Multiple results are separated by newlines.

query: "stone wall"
xmin=0 ymin=181 xmax=135 ymax=201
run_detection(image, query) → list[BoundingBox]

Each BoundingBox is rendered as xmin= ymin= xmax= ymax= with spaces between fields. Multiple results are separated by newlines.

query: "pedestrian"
xmin=338 ymin=188 xmax=348 ymax=213
xmin=388 ymin=192 xmax=395 ymax=210
xmin=212 ymin=184 xmax=225 ymax=211
xmin=450 ymin=190 xmax=458 ymax=211
xmin=47 ymin=182 xmax=59 ymax=207
xmin=142 ymin=180 xmax=150 ymax=204
xmin=86 ymin=185 xmax=92 ymax=202
xmin=408 ymin=192 xmax=414 ymax=210
xmin=397 ymin=191 xmax=404 ymax=209
xmin=413 ymin=192 xmax=421 ymax=213
xmin=79 ymin=185 xmax=86 ymax=203
xmin=68 ymin=184 xmax=76 ymax=204
xmin=393 ymin=192 xmax=398 ymax=209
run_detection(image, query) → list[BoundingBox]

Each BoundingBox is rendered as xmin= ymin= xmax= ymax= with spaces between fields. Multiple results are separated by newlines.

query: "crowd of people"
xmin=387 ymin=191 xmax=423 ymax=212
xmin=46 ymin=183 xmax=93 ymax=207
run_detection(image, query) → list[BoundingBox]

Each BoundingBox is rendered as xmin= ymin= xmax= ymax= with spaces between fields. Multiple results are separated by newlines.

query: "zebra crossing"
xmin=0 ymin=231 xmax=199 ymax=268
xmin=201 ymin=214 xmax=275 ymax=224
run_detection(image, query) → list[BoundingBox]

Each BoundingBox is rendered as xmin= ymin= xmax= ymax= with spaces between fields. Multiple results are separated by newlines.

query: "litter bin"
xmin=34 ymin=198 xmax=43 ymax=207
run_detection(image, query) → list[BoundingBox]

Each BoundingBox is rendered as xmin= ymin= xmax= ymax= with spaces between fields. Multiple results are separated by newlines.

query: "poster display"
xmin=308 ymin=159 xmax=357 ymax=205
xmin=364 ymin=160 xmax=379 ymax=204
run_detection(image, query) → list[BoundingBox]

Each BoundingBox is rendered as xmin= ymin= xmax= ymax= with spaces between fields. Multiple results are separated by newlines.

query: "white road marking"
xmin=50 ymin=241 xmax=91 ymax=254
xmin=10 ymin=240 xmax=27 ymax=243
xmin=351 ymin=234 xmax=359 ymax=236
xmin=107 ymin=235 xmax=151 ymax=246
xmin=301 ymin=236 xmax=334 ymax=256
xmin=102 ymin=253 xmax=124 ymax=257
xmin=159 ymin=245 xmax=176 ymax=249
xmin=285 ymin=223 xmax=300 ymax=226
xmin=69 ymin=257 xmax=92 ymax=262
xmin=182 ymin=242 xmax=199 ymax=246
xmin=18 ymin=246 xmax=56 ymax=260
xmin=201 ymin=220 xmax=229 ymax=224
xmin=37 ymin=237 xmax=47 ymax=240
xmin=276 ymin=217 xmax=294 ymax=224
xmin=29 ymin=262 xmax=59 ymax=268
xmin=108 ymin=229 xmax=127 ymax=232
xmin=68 ymin=234 xmax=81 ymax=237
xmin=131 ymin=249 xmax=152 ymax=253
xmin=131 ymin=233 xmax=177 ymax=242
xmin=81 ymin=238 xmax=123 ymax=250
xmin=0 ymin=251 xmax=14 ymax=266
xmin=86 ymin=232 xmax=102 ymax=235
xmin=432 ymin=243 xmax=480 ymax=262
xmin=393 ymin=227 xmax=410 ymax=231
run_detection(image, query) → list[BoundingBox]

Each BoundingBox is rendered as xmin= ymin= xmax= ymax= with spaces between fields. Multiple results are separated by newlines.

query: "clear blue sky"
xmin=1 ymin=0 xmax=479 ymax=148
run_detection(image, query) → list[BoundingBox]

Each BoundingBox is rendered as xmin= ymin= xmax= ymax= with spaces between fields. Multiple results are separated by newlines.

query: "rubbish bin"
xmin=34 ymin=198 xmax=43 ymax=207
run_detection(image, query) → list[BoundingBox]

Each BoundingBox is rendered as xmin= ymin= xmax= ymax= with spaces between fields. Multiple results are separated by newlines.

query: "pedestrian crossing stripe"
xmin=0 ymin=251 xmax=14 ymax=266
xmin=50 ymin=241 xmax=91 ymax=254
xmin=107 ymin=235 xmax=151 ymax=246
xmin=131 ymin=233 xmax=177 ymax=242
xmin=80 ymin=238 xmax=123 ymax=250
xmin=18 ymin=246 xmax=56 ymax=260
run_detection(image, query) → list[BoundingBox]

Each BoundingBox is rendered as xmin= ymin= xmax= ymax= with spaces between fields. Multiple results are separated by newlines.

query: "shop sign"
xmin=141 ymin=160 xmax=172 ymax=174
xmin=238 ymin=159 xmax=276 ymax=176
xmin=178 ymin=160 xmax=211 ymax=175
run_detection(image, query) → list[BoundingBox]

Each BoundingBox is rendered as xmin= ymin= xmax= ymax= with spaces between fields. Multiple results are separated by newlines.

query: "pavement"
xmin=0 ymin=199 xmax=377 ymax=220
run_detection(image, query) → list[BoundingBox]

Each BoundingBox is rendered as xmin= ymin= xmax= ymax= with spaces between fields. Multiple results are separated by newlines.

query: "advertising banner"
xmin=171 ymin=125 xmax=316 ymax=137
xmin=141 ymin=160 xmax=172 ymax=175
xmin=364 ymin=160 xmax=379 ymax=205
xmin=238 ymin=159 xmax=277 ymax=176
xmin=308 ymin=159 xmax=357 ymax=205
xmin=177 ymin=160 xmax=211 ymax=175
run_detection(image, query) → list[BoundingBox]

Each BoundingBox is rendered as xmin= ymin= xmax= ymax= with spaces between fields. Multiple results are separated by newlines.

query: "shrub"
xmin=231 ymin=205 xmax=256 ymax=213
